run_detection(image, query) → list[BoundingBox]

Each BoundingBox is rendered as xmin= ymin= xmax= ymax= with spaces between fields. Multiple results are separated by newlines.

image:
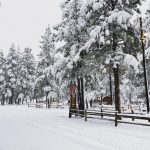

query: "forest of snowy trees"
xmin=1 ymin=0 xmax=150 ymax=112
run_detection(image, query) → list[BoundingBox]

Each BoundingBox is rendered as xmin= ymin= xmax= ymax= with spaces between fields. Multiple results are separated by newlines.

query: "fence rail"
xmin=69 ymin=108 xmax=150 ymax=127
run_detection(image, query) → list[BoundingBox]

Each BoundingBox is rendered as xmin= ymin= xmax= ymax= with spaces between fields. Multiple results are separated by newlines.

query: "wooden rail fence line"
xmin=69 ymin=108 xmax=150 ymax=127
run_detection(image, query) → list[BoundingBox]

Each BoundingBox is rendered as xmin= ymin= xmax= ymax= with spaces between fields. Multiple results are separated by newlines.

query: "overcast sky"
xmin=0 ymin=0 xmax=64 ymax=57
xmin=0 ymin=0 xmax=150 ymax=58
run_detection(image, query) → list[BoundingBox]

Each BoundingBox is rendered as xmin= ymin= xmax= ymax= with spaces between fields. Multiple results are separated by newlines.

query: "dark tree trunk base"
xmin=113 ymin=66 xmax=121 ymax=114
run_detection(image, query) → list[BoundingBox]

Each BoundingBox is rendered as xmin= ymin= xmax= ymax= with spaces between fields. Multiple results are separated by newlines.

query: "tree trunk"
xmin=77 ymin=77 xmax=81 ymax=110
xmin=80 ymin=75 xmax=84 ymax=111
xmin=57 ymin=92 xmax=60 ymax=104
xmin=1 ymin=95 xmax=4 ymax=105
xmin=109 ymin=67 xmax=113 ymax=105
xmin=46 ymin=91 xmax=49 ymax=103
xmin=2 ymin=95 xmax=5 ymax=105
xmin=113 ymin=66 xmax=121 ymax=114
xmin=9 ymin=89 xmax=14 ymax=104
xmin=14 ymin=93 xmax=19 ymax=105
xmin=86 ymin=99 xmax=88 ymax=109
xmin=110 ymin=0 xmax=121 ymax=113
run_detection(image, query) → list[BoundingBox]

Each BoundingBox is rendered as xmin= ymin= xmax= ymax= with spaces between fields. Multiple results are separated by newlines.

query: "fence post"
xmin=101 ymin=108 xmax=103 ymax=118
xmin=131 ymin=109 xmax=134 ymax=121
xmin=139 ymin=105 xmax=141 ymax=112
xmin=115 ymin=112 xmax=118 ymax=127
xmin=122 ymin=106 xmax=124 ymax=112
xmin=69 ymin=108 xmax=72 ymax=118
xmin=84 ymin=109 xmax=87 ymax=121
xmin=46 ymin=100 xmax=48 ymax=109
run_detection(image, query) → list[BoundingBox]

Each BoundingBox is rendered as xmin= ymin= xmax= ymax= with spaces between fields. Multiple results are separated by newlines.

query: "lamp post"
xmin=140 ymin=17 xmax=150 ymax=113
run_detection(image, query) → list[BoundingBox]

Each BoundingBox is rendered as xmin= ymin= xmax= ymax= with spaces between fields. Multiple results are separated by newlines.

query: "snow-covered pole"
xmin=140 ymin=17 xmax=150 ymax=113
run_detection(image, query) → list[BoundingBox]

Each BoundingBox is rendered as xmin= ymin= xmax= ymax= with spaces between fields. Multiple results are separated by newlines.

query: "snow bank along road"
xmin=0 ymin=106 xmax=150 ymax=150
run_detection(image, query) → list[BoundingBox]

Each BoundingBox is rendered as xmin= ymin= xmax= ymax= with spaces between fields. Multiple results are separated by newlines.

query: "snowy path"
xmin=0 ymin=106 xmax=150 ymax=150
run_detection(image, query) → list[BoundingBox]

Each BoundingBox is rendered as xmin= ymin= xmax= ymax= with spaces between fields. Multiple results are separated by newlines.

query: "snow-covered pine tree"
xmin=5 ymin=44 xmax=20 ymax=104
xmin=38 ymin=26 xmax=55 ymax=72
xmin=54 ymin=0 xmax=88 ymax=69
xmin=53 ymin=0 xmax=89 ymax=104
xmin=143 ymin=8 xmax=150 ymax=90
xmin=106 ymin=0 xmax=145 ymax=113
xmin=77 ymin=0 xmax=112 ymax=101
xmin=79 ymin=0 xmax=144 ymax=112
xmin=36 ymin=26 xmax=55 ymax=102
xmin=19 ymin=47 xmax=36 ymax=104
xmin=0 ymin=50 xmax=6 ymax=105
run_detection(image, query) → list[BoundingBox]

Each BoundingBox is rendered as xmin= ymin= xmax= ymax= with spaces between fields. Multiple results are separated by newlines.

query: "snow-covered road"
xmin=0 ymin=106 xmax=150 ymax=150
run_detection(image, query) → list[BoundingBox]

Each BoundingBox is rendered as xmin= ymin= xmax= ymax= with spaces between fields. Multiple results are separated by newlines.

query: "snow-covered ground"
xmin=0 ymin=106 xmax=150 ymax=150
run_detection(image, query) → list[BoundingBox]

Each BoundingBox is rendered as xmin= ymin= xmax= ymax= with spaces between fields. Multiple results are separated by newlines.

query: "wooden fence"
xmin=69 ymin=108 xmax=150 ymax=127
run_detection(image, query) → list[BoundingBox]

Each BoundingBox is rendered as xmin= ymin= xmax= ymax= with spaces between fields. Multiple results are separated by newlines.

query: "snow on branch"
xmin=43 ymin=86 xmax=52 ymax=92
xmin=108 ymin=10 xmax=131 ymax=29
xmin=123 ymin=54 xmax=139 ymax=73
xmin=145 ymin=47 xmax=150 ymax=59
xmin=35 ymin=75 xmax=45 ymax=85
xmin=80 ymin=38 xmax=96 ymax=52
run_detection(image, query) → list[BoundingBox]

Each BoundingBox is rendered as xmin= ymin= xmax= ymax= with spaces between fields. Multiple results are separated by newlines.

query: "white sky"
xmin=0 ymin=0 xmax=150 ymax=58
xmin=0 ymin=0 xmax=64 ymax=57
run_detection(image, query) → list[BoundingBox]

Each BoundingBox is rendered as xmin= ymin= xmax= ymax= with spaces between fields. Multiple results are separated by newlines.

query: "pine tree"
xmin=0 ymin=50 xmax=6 ymax=105
xmin=78 ymin=0 xmax=144 ymax=112
xmin=54 ymin=0 xmax=92 ymax=109
xmin=5 ymin=44 xmax=20 ymax=104
xmin=19 ymin=47 xmax=36 ymax=104
xmin=54 ymin=0 xmax=87 ymax=66
xmin=38 ymin=25 xmax=55 ymax=73
xmin=36 ymin=26 xmax=55 ymax=102
xmin=144 ymin=9 xmax=150 ymax=90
